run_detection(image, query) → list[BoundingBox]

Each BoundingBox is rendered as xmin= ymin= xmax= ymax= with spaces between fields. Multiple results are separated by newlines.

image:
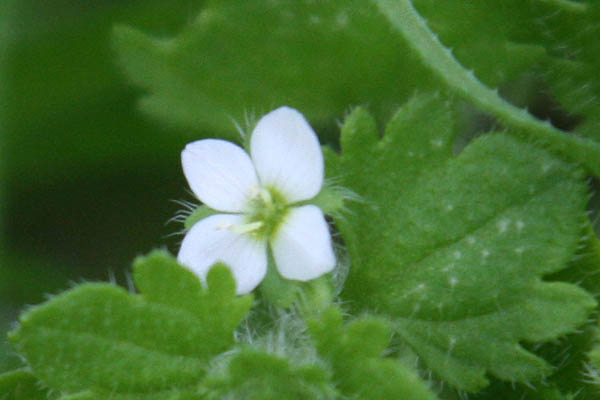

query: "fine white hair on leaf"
xmin=228 ymin=115 xmax=247 ymax=141
xmin=124 ymin=269 xmax=136 ymax=294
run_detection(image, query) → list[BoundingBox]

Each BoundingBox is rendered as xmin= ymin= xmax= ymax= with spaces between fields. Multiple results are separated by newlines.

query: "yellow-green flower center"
xmin=240 ymin=186 xmax=289 ymax=240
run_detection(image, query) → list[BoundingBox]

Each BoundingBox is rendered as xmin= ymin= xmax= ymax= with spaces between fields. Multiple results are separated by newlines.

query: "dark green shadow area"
xmin=1 ymin=0 xmax=207 ymax=372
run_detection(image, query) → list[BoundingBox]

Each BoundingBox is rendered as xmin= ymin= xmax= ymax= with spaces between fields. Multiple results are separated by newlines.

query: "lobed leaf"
xmin=9 ymin=250 xmax=252 ymax=398
xmin=308 ymin=307 xmax=439 ymax=400
xmin=133 ymin=250 xmax=253 ymax=339
xmin=329 ymin=95 xmax=597 ymax=391
xmin=531 ymin=230 xmax=600 ymax=398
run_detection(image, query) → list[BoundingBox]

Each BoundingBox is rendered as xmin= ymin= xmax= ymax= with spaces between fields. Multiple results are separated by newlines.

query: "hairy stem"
xmin=374 ymin=0 xmax=600 ymax=176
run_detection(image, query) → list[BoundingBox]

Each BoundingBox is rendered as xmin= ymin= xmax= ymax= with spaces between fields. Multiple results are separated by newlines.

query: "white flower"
xmin=177 ymin=106 xmax=336 ymax=294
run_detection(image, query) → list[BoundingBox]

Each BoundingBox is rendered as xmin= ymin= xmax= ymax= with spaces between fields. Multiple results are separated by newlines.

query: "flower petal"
xmin=182 ymin=139 xmax=259 ymax=212
xmin=177 ymin=214 xmax=267 ymax=294
xmin=250 ymin=107 xmax=324 ymax=203
xmin=271 ymin=205 xmax=336 ymax=281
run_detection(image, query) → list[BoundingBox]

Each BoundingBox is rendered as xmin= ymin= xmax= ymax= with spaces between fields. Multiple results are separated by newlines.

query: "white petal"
xmin=250 ymin=107 xmax=324 ymax=203
xmin=177 ymin=214 xmax=267 ymax=295
xmin=271 ymin=205 xmax=335 ymax=281
xmin=182 ymin=139 xmax=259 ymax=212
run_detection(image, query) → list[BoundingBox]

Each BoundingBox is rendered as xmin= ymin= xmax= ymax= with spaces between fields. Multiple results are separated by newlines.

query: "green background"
xmin=0 ymin=0 xmax=208 ymax=371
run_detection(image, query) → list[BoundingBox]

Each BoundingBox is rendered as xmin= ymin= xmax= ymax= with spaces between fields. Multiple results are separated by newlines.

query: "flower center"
xmin=243 ymin=186 xmax=289 ymax=239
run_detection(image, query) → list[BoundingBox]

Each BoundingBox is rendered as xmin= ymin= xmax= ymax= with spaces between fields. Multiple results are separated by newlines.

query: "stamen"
xmin=230 ymin=221 xmax=264 ymax=234
xmin=259 ymin=188 xmax=273 ymax=206
xmin=216 ymin=223 xmax=233 ymax=231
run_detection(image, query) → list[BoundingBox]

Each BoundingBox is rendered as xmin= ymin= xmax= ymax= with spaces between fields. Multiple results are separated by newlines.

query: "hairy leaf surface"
xmin=204 ymin=349 xmax=336 ymax=400
xmin=9 ymin=251 xmax=252 ymax=398
xmin=328 ymin=95 xmax=596 ymax=391
xmin=309 ymin=307 xmax=438 ymax=400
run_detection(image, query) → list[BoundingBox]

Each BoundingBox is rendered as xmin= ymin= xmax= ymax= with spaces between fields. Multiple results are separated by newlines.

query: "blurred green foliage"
xmin=2 ymin=1 xmax=207 ymax=291
xmin=1 ymin=0 xmax=208 ymax=371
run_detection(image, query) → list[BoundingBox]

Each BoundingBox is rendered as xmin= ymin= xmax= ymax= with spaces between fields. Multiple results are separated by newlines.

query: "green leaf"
xmin=374 ymin=0 xmax=600 ymax=177
xmin=133 ymin=250 xmax=253 ymax=337
xmin=0 ymin=369 xmax=50 ymax=400
xmin=308 ymin=307 xmax=438 ymax=400
xmin=204 ymin=348 xmax=336 ymax=400
xmin=56 ymin=391 xmax=205 ymax=400
xmin=112 ymin=0 xmax=433 ymax=135
xmin=531 ymin=325 xmax=599 ymax=400
xmin=525 ymin=230 xmax=600 ymax=399
xmin=329 ymin=95 xmax=596 ymax=391
xmin=9 ymin=250 xmax=252 ymax=398
xmin=550 ymin=225 xmax=600 ymax=296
